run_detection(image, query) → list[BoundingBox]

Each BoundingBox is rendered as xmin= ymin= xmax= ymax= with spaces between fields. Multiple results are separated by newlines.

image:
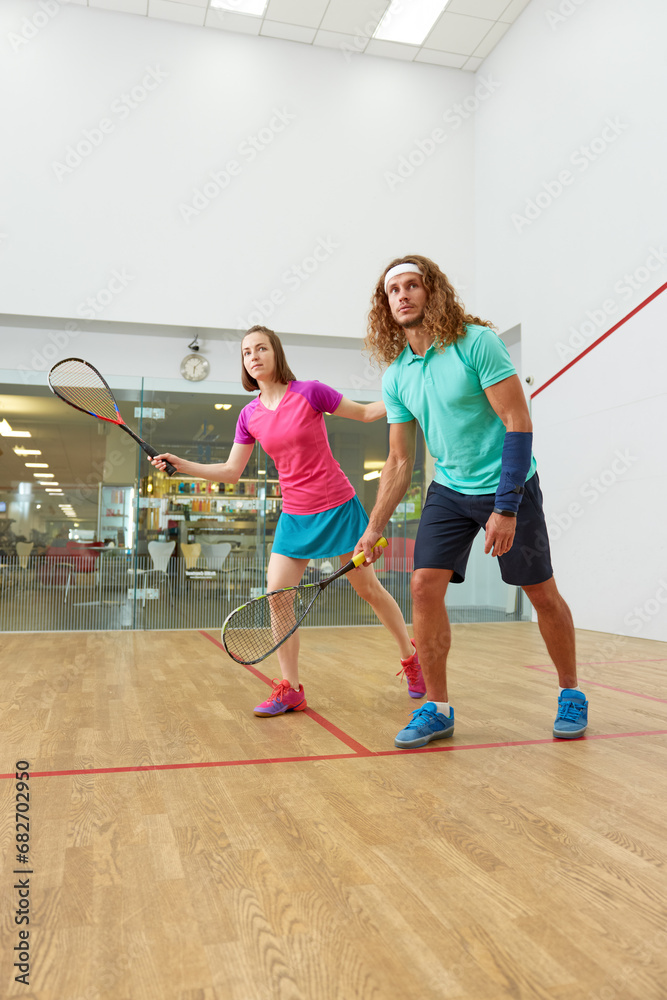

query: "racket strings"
xmin=223 ymin=586 xmax=316 ymax=663
xmin=48 ymin=360 xmax=120 ymax=422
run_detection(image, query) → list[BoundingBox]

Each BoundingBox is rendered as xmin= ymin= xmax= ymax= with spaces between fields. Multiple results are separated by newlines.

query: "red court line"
xmin=3 ymin=729 xmax=666 ymax=780
xmin=198 ymin=629 xmax=373 ymax=754
xmin=302 ymin=708 xmax=373 ymax=755
xmin=531 ymin=279 xmax=667 ymax=399
xmin=199 ymin=629 xmax=272 ymax=686
xmin=525 ymin=664 xmax=667 ymax=703
xmin=0 ymin=753 xmax=363 ymax=779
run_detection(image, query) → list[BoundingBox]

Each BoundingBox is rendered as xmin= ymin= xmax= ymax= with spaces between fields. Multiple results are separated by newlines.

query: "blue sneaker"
xmin=394 ymin=702 xmax=455 ymax=749
xmin=553 ymin=689 xmax=588 ymax=739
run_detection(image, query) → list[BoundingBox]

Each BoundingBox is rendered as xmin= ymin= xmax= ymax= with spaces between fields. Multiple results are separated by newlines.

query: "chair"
xmin=40 ymin=560 xmax=77 ymax=603
xmin=376 ymin=538 xmax=414 ymax=602
xmin=128 ymin=541 xmax=175 ymax=606
xmin=16 ymin=542 xmax=33 ymax=570
xmin=200 ymin=541 xmax=233 ymax=597
xmin=382 ymin=537 xmax=415 ymax=574
xmin=200 ymin=542 xmax=232 ymax=570
xmin=180 ymin=543 xmax=201 ymax=570
xmin=11 ymin=542 xmax=34 ymax=592
xmin=45 ymin=541 xmax=99 ymax=573
xmin=81 ymin=550 xmax=130 ymax=608
xmin=148 ymin=541 xmax=176 ymax=574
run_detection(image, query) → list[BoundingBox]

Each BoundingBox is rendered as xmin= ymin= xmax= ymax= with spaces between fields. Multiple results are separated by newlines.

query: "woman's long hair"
xmin=241 ymin=325 xmax=296 ymax=392
xmin=366 ymin=255 xmax=494 ymax=366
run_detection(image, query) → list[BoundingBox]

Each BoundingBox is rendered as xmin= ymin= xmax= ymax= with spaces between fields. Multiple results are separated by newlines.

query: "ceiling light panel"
xmin=0 ymin=419 xmax=31 ymax=437
xmin=210 ymin=0 xmax=268 ymax=15
xmin=373 ymin=0 xmax=451 ymax=45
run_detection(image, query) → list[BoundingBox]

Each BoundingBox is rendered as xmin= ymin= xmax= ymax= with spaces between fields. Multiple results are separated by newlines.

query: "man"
xmin=356 ymin=255 xmax=588 ymax=749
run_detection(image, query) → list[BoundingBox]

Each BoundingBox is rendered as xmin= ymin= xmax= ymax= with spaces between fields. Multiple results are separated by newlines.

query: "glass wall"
xmin=0 ymin=372 xmax=527 ymax=632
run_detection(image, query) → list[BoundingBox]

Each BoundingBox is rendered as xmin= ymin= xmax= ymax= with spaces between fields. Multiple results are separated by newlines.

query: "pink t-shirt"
xmin=234 ymin=380 xmax=355 ymax=515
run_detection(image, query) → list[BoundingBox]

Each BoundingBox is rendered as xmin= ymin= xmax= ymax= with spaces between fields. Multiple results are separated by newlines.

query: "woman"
xmin=151 ymin=325 xmax=423 ymax=716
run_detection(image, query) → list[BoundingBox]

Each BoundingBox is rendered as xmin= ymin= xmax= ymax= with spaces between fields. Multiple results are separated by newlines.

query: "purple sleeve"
xmin=234 ymin=401 xmax=258 ymax=444
xmin=293 ymin=380 xmax=343 ymax=414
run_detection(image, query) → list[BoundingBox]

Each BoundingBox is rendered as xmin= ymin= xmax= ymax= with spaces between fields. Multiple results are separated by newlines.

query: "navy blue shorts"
xmin=414 ymin=473 xmax=553 ymax=586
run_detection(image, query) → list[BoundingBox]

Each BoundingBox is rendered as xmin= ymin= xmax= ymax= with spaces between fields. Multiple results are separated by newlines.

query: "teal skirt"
xmin=272 ymin=495 xmax=369 ymax=559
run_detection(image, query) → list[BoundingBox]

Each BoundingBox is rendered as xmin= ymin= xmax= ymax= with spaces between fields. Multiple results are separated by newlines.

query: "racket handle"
xmin=140 ymin=442 xmax=177 ymax=477
xmin=352 ymin=536 xmax=388 ymax=567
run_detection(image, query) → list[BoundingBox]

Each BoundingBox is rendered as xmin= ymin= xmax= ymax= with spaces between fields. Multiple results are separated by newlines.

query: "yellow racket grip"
xmin=351 ymin=536 xmax=388 ymax=567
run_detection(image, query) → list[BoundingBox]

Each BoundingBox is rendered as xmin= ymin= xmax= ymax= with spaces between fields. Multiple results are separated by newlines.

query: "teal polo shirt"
xmin=382 ymin=324 xmax=537 ymax=495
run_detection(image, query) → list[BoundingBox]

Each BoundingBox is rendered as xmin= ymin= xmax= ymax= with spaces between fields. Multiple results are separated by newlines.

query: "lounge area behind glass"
xmin=0 ymin=371 xmax=527 ymax=632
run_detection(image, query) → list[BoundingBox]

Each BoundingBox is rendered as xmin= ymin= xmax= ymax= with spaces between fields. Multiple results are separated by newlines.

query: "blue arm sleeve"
xmin=494 ymin=431 xmax=533 ymax=514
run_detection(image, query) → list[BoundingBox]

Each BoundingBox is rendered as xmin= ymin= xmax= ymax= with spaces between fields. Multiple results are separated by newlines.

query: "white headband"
xmin=384 ymin=263 xmax=423 ymax=293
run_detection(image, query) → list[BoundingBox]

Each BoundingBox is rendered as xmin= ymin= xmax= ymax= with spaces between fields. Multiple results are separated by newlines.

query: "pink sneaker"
xmin=254 ymin=679 xmax=307 ymax=717
xmin=396 ymin=640 xmax=426 ymax=699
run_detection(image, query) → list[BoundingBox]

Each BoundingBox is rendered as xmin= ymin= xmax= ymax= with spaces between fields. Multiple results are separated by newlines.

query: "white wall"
xmin=531 ymin=286 xmax=667 ymax=641
xmin=0 ymin=317 xmax=384 ymax=398
xmin=0 ymin=0 xmax=478 ymax=339
xmin=475 ymin=0 xmax=667 ymax=389
xmin=475 ymin=0 xmax=667 ymax=639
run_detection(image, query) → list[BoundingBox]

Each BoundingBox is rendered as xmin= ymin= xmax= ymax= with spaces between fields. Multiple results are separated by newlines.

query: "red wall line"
xmin=531 ymin=280 xmax=667 ymax=399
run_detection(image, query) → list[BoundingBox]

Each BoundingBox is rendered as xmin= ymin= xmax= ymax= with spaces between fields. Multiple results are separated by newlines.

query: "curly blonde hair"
xmin=366 ymin=255 xmax=494 ymax=366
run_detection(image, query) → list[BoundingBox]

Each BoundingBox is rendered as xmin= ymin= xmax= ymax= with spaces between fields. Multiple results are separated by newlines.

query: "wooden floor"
xmin=1 ymin=623 xmax=666 ymax=1000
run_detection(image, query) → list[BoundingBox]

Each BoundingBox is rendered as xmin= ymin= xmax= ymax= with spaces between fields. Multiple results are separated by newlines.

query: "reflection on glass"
xmin=0 ymin=374 xmax=526 ymax=632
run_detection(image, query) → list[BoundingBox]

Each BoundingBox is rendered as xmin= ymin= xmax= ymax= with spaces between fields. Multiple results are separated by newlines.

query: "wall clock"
xmin=180 ymin=353 xmax=210 ymax=382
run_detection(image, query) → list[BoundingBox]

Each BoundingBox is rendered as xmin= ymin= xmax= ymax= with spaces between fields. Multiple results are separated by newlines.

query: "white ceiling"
xmin=72 ymin=0 xmax=533 ymax=73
